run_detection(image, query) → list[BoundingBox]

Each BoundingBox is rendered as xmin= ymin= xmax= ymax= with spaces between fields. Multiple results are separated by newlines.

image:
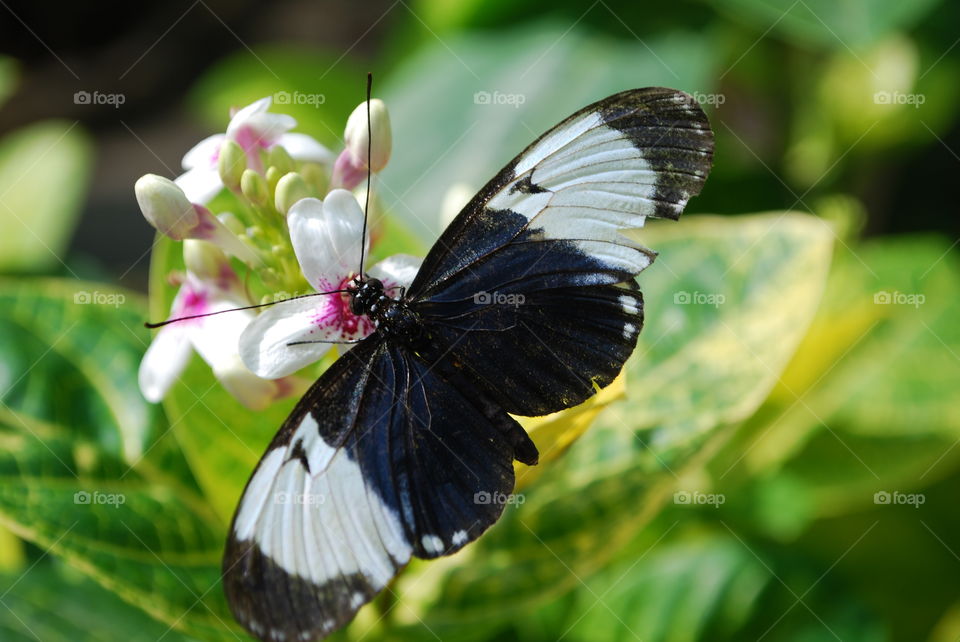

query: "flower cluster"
xmin=137 ymin=95 xmax=420 ymax=409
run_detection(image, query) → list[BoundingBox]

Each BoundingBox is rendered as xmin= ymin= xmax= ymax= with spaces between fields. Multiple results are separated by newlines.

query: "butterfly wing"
xmin=407 ymin=87 xmax=713 ymax=415
xmin=223 ymin=336 xmax=535 ymax=642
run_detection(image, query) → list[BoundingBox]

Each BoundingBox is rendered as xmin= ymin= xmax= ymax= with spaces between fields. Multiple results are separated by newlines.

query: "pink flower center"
xmin=176 ymin=284 xmax=209 ymax=323
xmin=310 ymin=276 xmax=376 ymax=339
xmin=233 ymin=125 xmax=272 ymax=155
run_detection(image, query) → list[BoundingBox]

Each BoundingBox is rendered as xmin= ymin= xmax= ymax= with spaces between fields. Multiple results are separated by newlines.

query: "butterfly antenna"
xmin=144 ymin=289 xmax=351 ymax=329
xmin=358 ymin=71 xmax=373 ymax=280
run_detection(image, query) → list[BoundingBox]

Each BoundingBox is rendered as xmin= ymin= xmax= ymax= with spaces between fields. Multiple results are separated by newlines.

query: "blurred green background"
xmin=1 ymin=1 xmax=959 ymax=640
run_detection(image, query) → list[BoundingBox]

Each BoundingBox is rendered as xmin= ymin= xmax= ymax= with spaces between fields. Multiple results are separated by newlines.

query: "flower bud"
xmin=299 ymin=162 xmax=329 ymax=196
xmin=135 ymin=174 xmax=198 ymax=240
xmin=265 ymin=166 xmax=284 ymax=194
xmin=217 ymin=140 xmax=247 ymax=190
xmin=344 ymin=99 xmax=391 ymax=173
xmin=240 ymin=169 xmax=269 ymax=207
xmin=183 ymin=239 xmax=230 ymax=282
xmin=267 ymin=145 xmax=295 ymax=175
xmin=274 ymin=172 xmax=311 ymax=216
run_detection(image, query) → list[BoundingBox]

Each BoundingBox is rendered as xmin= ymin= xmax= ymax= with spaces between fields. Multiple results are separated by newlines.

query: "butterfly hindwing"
xmin=416 ymin=280 xmax=644 ymax=415
xmin=407 ymin=87 xmax=712 ymax=415
xmin=223 ymin=337 xmax=534 ymax=642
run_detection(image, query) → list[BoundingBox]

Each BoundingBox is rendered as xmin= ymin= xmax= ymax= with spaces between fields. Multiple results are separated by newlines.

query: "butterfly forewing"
xmin=407 ymin=87 xmax=713 ymax=299
xmin=407 ymin=87 xmax=712 ymax=415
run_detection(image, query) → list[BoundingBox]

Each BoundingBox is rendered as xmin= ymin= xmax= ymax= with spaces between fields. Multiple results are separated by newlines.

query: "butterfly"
xmin=222 ymin=87 xmax=714 ymax=641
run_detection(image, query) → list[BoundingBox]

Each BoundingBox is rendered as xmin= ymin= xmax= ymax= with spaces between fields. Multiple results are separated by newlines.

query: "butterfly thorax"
xmin=349 ymin=276 xmax=422 ymax=344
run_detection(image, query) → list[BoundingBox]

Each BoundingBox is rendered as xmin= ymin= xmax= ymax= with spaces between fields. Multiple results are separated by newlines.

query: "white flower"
xmin=174 ymin=97 xmax=334 ymax=204
xmin=240 ymin=189 xmax=421 ymax=378
xmin=139 ymin=243 xmax=298 ymax=410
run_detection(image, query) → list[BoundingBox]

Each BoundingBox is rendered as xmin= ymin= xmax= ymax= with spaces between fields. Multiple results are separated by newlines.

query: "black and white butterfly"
xmin=223 ymin=87 xmax=714 ymax=641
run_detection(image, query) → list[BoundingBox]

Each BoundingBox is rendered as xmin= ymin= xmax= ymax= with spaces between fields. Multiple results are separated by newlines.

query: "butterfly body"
xmin=225 ymin=87 xmax=714 ymax=642
xmin=347 ymin=276 xmax=422 ymax=343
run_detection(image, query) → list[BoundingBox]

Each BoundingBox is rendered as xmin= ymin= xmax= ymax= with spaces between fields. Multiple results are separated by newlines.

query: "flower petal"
xmin=174 ymin=166 xmax=223 ymax=205
xmin=227 ymin=97 xmax=296 ymax=149
xmin=288 ymin=190 xmax=367 ymax=289
xmin=239 ymin=296 xmax=341 ymax=378
xmin=278 ymin=133 xmax=335 ymax=164
xmin=191 ymin=205 xmax=260 ymax=266
xmin=181 ymin=134 xmax=225 ymax=171
xmin=139 ymin=325 xmax=193 ymax=402
xmin=212 ymin=353 xmax=284 ymax=411
xmin=226 ymin=97 xmax=272 ymax=128
xmin=187 ymin=299 xmax=253 ymax=369
xmin=368 ymin=254 xmax=423 ymax=289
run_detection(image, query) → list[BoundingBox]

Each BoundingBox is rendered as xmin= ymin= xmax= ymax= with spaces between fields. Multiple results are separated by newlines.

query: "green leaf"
xmin=0 ymin=278 xmax=239 ymax=639
xmin=0 ymin=425 xmax=238 ymax=640
xmin=729 ymin=235 xmax=960 ymax=516
xmin=601 ymin=212 xmax=835 ymax=456
xmin=714 ymin=0 xmax=941 ymax=50
xmin=0 ymin=280 xmax=160 ymax=462
xmin=379 ymin=24 xmax=719 ymax=243
xmin=562 ymin=531 xmax=771 ymax=642
xmin=0 ymin=122 xmax=93 ymax=272
xmin=0 ymin=561 xmax=193 ymax=641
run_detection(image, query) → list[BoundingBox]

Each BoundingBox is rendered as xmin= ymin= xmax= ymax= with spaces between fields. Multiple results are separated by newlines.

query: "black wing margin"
xmin=223 ymin=338 xmax=536 ymax=642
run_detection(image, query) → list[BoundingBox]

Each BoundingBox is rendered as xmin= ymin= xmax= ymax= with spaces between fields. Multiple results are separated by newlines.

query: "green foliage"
xmin=712 ymin=0 xmax=941 ymax=49
xmin=0 ymin=280 xmax=239 ymax=640
xmin=0 ymin=562 xmax=190 ymax=641
xmin=0 ymin=122 xmax=93 ymax=272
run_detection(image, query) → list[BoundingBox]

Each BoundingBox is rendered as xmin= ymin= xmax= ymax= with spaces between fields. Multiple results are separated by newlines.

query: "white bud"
xmin=344 ymin=99 xmax=392 ymax=173
xmin=274 ymin=172 xmax=311 ymax=216
xmin=135 ymin=174 xmax=198 ymax=240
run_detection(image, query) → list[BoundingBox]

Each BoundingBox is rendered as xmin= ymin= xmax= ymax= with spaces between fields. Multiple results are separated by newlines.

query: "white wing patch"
xmin=513 ymin=110 xmax=602 ymax=176
xmin=486 ymin=119 xmax=660 ymax=276
xmin=231 ymin=414 xmax=412 ymax=589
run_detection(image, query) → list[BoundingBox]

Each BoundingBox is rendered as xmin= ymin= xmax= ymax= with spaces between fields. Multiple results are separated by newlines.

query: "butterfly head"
xmin=348 ymin=276 xmax=385 ymax=316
